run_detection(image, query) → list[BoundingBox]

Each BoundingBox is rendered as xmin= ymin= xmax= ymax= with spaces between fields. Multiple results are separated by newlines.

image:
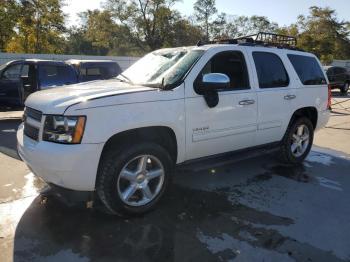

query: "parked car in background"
xmin=324 ymin=66 xmax=350 ymax=95
xmin=66 ymin=60 xmax=121 ymax=82
xmin=0 ymin=59 xmax=122 ymax=107
xmin=0 ymin=60 xmax=78 ymax=107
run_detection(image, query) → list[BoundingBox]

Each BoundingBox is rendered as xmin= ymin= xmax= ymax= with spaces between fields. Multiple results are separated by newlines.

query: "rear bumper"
xmin=17 ymin=123 xmax=104 ymax=191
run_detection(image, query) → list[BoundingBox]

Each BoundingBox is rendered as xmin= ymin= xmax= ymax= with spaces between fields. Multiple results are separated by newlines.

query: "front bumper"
xmin=17 ymin=123 xmax=104 ymax=191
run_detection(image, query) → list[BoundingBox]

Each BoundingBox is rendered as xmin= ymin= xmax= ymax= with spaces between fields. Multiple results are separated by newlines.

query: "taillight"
xmin=327 ymin=84 xmax=332 ymax=110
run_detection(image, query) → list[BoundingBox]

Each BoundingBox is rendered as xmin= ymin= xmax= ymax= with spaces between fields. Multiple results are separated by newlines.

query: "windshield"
xmin=120 ymin=48 xmax=204 ymax=89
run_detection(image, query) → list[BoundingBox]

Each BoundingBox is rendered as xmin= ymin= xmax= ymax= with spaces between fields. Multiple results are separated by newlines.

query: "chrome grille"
xmin=23 ymin=107 xmax=42 ymax=141
xmin=25 ymin=107 xmax=42 ymax=122
xmin=24 ymin=123 xmax=39 ymax=141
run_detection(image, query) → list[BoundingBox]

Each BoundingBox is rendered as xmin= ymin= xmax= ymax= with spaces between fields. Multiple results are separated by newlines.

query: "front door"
xmin=0 ymin=63 xmax=23 ymax=106
xmin=184 ymin=48 xmax=258 ymax=160
xmin=21 ymin=64 xmax=37 ymax=101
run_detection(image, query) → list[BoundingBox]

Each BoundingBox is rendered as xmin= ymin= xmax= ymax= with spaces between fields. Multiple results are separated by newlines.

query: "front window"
xmin=0 ymin=63 xmax=7 ymax=72
xmin=120 ymin=48 xmax=204 ymax=89
xmin=2 ymin=64 xmax=22 ymax=81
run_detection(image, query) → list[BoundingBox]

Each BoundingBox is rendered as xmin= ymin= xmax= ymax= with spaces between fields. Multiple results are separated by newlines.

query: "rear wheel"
xmin=341 ymin=82 xmax=349 ymax=95
xmin=96 ymin=142 xmax=172 ymax=216
xmin=279 ymin=117 xmax=314 ymax=164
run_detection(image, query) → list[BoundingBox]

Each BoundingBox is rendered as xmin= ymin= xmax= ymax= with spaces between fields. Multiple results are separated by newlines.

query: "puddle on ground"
xmin=249 ymin=163 xmax=311 ymax=185
xmin=3 ymin=184 xmax=345 ymax=262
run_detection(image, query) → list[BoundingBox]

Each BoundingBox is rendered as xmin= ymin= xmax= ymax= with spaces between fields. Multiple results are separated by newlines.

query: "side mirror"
xmin=199 ymin=73 xmax=230 ymax=93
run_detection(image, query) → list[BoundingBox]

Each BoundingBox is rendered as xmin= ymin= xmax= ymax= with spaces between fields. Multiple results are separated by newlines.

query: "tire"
xmin=96 ymin=142 xmax=173 ymax=216
xmin=341 ymin=82 xmax=349 ymax=95
xmin=279 ymin=117 xmax=314 ymax=164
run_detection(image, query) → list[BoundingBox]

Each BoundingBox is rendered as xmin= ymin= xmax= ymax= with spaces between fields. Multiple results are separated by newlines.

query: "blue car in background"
xmin=0 ymin=59 xmax=122 ymax=107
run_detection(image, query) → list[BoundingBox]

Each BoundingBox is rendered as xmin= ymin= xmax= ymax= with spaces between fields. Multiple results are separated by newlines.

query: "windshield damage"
xmin=118 ymin=48 xmax=204 ymax=89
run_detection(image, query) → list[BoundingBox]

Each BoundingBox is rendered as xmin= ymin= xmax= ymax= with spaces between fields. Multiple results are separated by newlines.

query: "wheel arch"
xmin=289 ymin=107 xmax=318 ymax=129
xmin=100 ymin=126 xmax=178 ymax=164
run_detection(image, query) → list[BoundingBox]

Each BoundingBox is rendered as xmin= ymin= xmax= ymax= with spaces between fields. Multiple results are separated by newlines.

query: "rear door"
xmin=0 ymin=62 xmax=23 ymax=106
xmin=247 ymin=50 xmax=293 ymax=145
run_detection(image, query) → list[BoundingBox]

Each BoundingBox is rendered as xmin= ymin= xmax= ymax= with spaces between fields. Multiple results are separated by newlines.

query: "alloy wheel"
xmin=290 ymin=124 xmax=310 ymax=157
xmin=117 ymin=155 xmax=165 ymax=206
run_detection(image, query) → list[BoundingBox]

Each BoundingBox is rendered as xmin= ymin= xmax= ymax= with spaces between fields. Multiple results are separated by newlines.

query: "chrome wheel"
xmin=117 ymin=155 xmax=165 ymax=207
xmin=291 ymin=124 xmax=310 ymax=157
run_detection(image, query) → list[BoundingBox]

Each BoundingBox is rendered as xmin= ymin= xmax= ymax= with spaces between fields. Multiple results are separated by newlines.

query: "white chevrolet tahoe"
xmin=17 ymin=34 xmax=331 ymax=215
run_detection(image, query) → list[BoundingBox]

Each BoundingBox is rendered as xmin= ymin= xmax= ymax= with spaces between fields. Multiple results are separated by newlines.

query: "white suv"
xmin=17 ymin=35 xmax=330 ymax=215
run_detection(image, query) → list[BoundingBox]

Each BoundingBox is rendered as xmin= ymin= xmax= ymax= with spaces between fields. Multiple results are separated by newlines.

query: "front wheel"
xmin=341 ymin=82 xmax=349 ymax=95
xmin=279 ymin=117 xmax=314 ymax=164
xmin=96 ymin=142 xmax=173 ymax=216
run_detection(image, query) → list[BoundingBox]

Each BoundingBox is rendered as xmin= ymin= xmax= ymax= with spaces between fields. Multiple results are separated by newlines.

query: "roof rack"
xmin=197 ymin=32 xmax=300 ymax=51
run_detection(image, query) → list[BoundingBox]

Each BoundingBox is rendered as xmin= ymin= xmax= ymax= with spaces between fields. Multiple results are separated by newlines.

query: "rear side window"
xmin=39 ymin=65 xmax=77 ymax=89
xmin=79 ymin=63 xmax=121 ymax=81
xmin=288 ymin=55 xmax=327 ymax=85
xmin=253 ymin=52 xmax=289 ymax=88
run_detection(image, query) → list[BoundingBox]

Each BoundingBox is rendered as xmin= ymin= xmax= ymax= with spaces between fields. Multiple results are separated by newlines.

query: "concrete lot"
xmin=0 ymin=94 xmax=350 ymax=262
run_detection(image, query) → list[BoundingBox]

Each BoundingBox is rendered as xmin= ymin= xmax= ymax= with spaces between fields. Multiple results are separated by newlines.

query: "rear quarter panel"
xmin=283 ymin=51 xmax=330 ymax=131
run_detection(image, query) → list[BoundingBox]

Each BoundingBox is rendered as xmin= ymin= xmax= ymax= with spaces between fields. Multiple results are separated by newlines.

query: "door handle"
xmin=284 ymin=94 xmax=296 ymax=100
xmin=239 ymin=99 xmax=255 ymax=105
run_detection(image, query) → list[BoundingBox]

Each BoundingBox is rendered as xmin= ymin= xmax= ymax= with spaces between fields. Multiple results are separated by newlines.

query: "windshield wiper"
xmin=116 ymin=73 xmax=134 ymax=85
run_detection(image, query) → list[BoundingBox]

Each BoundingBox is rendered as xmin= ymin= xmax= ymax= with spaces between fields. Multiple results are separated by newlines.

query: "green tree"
xmin=278 ymin=7 xmax=350 ymax=64
xmin=66 ymin=9 xmax=143 ymax=56
xmin=105 ymin=0 xmax=183 ymax=51
xmin=0 ymin=0 xmax=20 ymax=52
xmin=6 ymin=0 xmax=66 ymax=54
xmin=80 ymin=10 xmax=120 ymax=55
xmin=193 ymin=0 xmax=217 ymax=40
xmin=211 ymin=14 xmax=279 ymax=39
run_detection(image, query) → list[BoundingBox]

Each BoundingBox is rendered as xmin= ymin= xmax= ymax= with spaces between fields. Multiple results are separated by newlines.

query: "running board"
xmin=176 ymin=144 xmax=279 ymax=172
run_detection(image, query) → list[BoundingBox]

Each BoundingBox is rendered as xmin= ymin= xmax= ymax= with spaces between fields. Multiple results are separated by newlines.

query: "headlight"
xmin=43 ymin=115 xmax=86 ymax=144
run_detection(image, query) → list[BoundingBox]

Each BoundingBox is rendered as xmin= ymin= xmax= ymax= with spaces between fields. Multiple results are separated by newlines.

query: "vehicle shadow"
xmin=12 ymin=155 xmax=347 ymax=262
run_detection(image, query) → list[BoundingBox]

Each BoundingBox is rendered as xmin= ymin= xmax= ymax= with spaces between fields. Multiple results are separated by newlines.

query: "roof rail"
xmin=198 ymin=32 xmax=301 ymax=51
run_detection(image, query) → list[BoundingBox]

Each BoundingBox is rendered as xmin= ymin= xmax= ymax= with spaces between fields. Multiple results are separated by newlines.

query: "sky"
xmin=63 ymin=0 xmax=350 ymax=27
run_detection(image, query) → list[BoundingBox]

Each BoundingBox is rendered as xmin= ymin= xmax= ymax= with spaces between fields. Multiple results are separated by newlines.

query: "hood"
xmin=25 ymin=79 xmax=154 ymax=114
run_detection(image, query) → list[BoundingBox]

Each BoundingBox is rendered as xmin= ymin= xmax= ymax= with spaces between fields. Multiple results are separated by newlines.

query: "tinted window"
xmin=21 ymin=65 xmax=29 ymax=77
xmin=2 ymin=64 xmax=22 ymax=80
xmin=253 ymin=52 xmax=289 ymax=88
xmin=196 ymin=51 xmax=250 ymax=91
xmin=335 ymin=67 xmax=346 ymax=74
xmin=39 ymin=65 xmax=77 ymax=89
xmin=326 ymin=68 xmax=334 ymax=75
xmin=288 ymin=54 xmax=326 ymax=85
xmin=80 ymin=64 xmax=120 ymax=81
xmin=87 ymin=68 xmax=101 ymax=76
